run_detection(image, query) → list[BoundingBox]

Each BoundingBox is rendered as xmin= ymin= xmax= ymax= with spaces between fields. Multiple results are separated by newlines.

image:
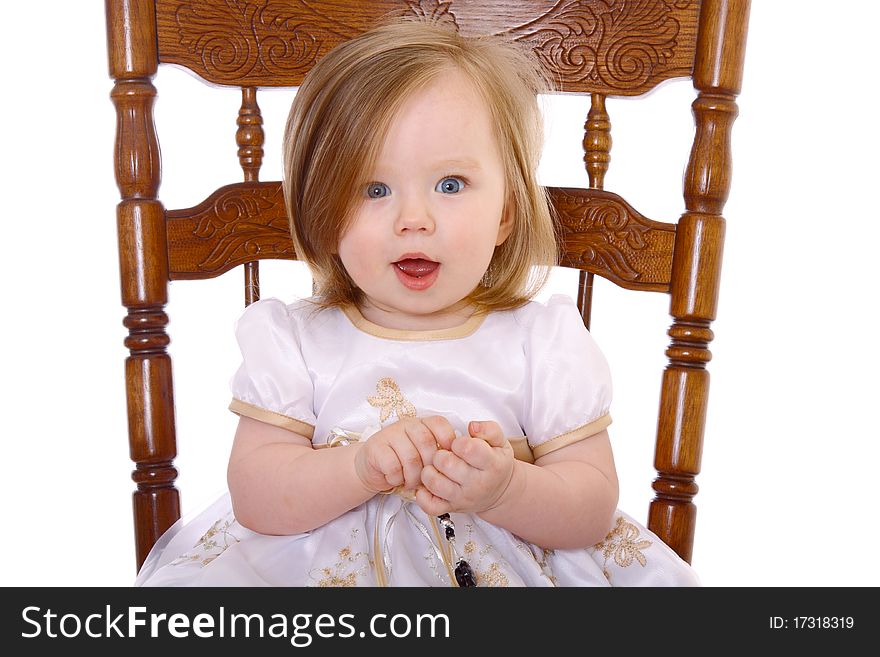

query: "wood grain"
xmin=106 ymin=0 xmax=752 ymax=570
xmin=107 ymin=0 xmax=181 ymax=571
xmin=155 ymin=0 xmax=700 ymax=95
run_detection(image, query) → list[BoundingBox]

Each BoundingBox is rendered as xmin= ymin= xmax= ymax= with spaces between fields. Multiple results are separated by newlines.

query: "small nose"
xmin=393 ymin=193 xmax=435 ymax=235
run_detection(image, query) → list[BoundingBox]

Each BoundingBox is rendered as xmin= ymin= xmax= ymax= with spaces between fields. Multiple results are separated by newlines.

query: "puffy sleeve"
xmin=228 ymin=298 xmax=316 ymax=439
xmin=521 ymin=295 xmax=612 ymax=458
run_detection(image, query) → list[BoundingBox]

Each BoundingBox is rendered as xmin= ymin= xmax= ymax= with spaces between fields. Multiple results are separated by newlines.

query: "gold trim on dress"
xmin=228 ymin=398 xmax=315 ymax=439
xmin=531 ymin=413 xmax=612 ymax=459
xmin=508 ymin=437 xmax=535 ymax=464
xmin=373 ymin=496 xmax=389 ymax=587
xmin=341 ymin=305 xmax=486 ymax=341
xmin=318 ymin=432 xmax=538 ymax=466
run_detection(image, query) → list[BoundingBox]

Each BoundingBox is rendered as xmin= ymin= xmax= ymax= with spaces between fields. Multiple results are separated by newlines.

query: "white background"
xmin=2 ymin=1 xmax=878 ymax=587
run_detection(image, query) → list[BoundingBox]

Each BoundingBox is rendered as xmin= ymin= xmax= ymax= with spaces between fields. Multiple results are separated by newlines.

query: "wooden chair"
xmin=105 ymin=0 xmax=751 ymax=572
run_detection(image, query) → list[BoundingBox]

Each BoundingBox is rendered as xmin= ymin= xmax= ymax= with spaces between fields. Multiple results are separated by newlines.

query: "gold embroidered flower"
xmin=310 ymin=530 xmax=370 ymax=587
xmin=367 ymin=377 xmax=417 ymax=422
xmin=477 ymin=562 xmax=510 ymax=587
xmin=169 ymin=517 xmax=240 ymax=567
xmin=316 ymin=571 xmax=359 ymax=587
xmin=537 ymin=548 xmax=558 ymax=585
xmin=593 ymin=516 xmax=652 ymax=580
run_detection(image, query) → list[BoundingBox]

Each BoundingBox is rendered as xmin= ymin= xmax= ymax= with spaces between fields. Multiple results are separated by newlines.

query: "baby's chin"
xmin=358 ymin=295 xmax=477 ymax=331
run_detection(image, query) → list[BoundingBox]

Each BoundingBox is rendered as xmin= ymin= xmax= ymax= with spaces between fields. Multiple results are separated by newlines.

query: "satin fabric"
xmin=136 ymin=492 xmax=697 ymax=586
xmin=230 ymin=294 xmax=613 ymax=451
xmin=135 ymin=295 xmax=699 ymax=587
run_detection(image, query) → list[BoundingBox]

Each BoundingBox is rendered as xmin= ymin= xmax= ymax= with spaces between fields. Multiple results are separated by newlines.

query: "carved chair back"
xmin=106 ymin=0 xmax=751 ymax=571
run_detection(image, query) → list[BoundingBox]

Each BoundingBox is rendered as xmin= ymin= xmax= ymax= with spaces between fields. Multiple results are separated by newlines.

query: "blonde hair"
xmin=282 ymin=19 xmax=557 ymax=311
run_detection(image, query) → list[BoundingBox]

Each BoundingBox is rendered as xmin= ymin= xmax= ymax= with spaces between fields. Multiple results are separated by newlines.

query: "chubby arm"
xmin=227 ymin=416 xmax=374 ymax=535
xmin=484 ymin=430 xmax=618 ymax=548
xmin=419 ymin=425 xmax=618 ymax=549
xmin=228 ymin=415 xmax=440 ymax=535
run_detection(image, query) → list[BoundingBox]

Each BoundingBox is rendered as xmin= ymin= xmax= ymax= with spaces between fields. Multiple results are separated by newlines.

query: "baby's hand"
xmin=353 ymin=417 xmax=442 ymax=493
xmin=416 ymin=420 xmax=514 ymax=516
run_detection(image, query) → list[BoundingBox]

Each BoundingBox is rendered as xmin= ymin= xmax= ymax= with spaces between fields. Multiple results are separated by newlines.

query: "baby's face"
xmin=337 ymin=68 xmax=511 ymax=331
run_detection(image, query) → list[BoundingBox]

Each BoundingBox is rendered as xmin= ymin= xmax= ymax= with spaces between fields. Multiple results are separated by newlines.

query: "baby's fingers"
xmin=414 ymin=486 xmax=452 ymax=516
xmin=421 ymin=463 xmax=461 ymax=503
xmin=421 ymin=415 xmax=457 ymax=451
xmin=403 ymin=418 xmax=440 ymax=468
xmin=468 ymin=420 xmax=505 ymax=447
xmin=371 ymin=443 xmax=404 ymax=489
xmin=382 ymin=432 xmax=428 ymax=490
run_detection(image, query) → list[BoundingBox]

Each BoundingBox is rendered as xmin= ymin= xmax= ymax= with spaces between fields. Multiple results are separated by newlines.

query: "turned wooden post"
xmin=577 ymin=93 xmax=612 ymax=329
xmin=106 ymin=0 xmax=180 ymax=571
xmin=649 ymin=0 xmax=750 ymax=563
xmin=237 ymin=86 xmax=265 ymax=306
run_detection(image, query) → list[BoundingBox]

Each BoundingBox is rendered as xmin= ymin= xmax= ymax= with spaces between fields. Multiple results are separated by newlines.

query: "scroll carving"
xmin=166 ymin=0 xmax=457 ymax=84
xmin=405 ymin=0 xmax=459 ymax=29
xmin=157 ymin=0 xmax=699 ymax=94
xmin=511 ymin=0 xmax=697 ymax=94
xmin=166 ymin=182 xmax=295 ymax=279
xmin=551 ymin=187 xmax=675 ymax=291
xmin=161 ymin=0 xmax=458 ymax=85
xmin=167 ymin=183 xmax=674 ymax=288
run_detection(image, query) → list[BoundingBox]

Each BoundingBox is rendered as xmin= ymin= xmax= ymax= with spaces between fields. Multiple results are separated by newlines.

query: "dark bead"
xmin=454 ymin=559 xmax=477 ymax=587
xmin=444 ymin=526 xmax=455 ymax=540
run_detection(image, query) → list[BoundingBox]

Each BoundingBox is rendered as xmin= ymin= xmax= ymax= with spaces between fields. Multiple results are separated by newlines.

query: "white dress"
xmin=135 ymin=295 xmax=699 ymax=587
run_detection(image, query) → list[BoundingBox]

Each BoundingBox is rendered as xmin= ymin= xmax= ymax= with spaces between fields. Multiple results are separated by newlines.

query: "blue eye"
xmin=436 ymin=177 xmax=464 ymax=194
xmin=366 ymin=182 xmax=390 ymax=199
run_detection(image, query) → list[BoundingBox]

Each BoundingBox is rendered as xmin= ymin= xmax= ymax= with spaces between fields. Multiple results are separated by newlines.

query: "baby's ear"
xmin=495 ymin=202 xmax=514 ymax=246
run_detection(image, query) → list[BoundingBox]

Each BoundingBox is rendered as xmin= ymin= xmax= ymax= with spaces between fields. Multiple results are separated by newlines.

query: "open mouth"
xmin=393 ymin=257 xmax=440 ymax=290
xmin=394 ymin=258 xmax=439 ymax=277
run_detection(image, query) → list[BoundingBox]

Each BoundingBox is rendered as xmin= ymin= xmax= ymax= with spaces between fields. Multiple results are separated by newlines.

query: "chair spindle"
xmin=649 ymin=0 xmax=750 ymax=563
xmin=237 ymin=86 xmax=265 ymax=306
xmin=107 ymin=0 xmax=180 ymax=571
xmin=577 ymin=93 xmax=612 ymax=330
xmin=584 ymin=93 xmax=611 ymax=189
